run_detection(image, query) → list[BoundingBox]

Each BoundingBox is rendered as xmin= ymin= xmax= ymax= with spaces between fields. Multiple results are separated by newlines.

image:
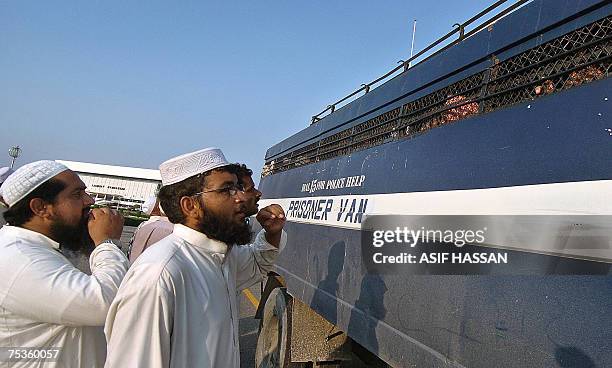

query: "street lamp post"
xmin=8 ymin=146 xmax=21 ymax=169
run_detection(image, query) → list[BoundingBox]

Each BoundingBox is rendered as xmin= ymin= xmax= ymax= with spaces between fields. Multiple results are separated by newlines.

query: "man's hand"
xmin=256 ymin=204 xmax=285 ymax=247
xmin=88 ymin=207 xmax=124 ymax=246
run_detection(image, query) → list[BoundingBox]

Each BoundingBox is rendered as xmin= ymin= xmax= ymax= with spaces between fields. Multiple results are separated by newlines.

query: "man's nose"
xmin=84 ymin=192 xmax=95 ymax=206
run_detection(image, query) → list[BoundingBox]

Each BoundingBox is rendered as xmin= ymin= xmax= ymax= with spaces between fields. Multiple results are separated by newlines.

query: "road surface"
xmin=239 ymin=285 xmax=262 ymax=368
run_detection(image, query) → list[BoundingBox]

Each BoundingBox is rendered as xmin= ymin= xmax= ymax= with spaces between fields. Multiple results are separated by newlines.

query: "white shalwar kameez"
xmin=104 ymin=224 xmax=286 ymax=368
xmin=0 ymin=225 xmax=129 ymax=368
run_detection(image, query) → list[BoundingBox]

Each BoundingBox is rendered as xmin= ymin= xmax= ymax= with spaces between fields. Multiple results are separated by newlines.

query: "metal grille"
xmin=483 ymin=16 xmax=612 ymax=111
xmin=400 ymin=72 xmax=484 ymax=138
xmin=350 ymin=107 xmax=402 ymax=155
xmin=263 ymin=16 xmax=612 ymax=176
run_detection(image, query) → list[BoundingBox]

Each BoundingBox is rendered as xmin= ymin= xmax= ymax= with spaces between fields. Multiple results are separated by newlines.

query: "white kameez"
xmin=104 ymin=224 xmax=286 ymax=368
xmin=0 ymin=225 xmax=129 ymax=368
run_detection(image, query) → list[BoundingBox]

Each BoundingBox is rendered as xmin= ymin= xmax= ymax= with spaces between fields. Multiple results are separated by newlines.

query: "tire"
xmin=255 ymin=288 xmax=307 ymax=368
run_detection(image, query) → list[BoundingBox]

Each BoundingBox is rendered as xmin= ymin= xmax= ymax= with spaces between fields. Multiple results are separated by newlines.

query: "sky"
xmin=1 ymin=0 xmax=505 ymax=182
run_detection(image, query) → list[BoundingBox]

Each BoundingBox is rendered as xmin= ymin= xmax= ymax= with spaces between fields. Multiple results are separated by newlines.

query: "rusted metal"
xmin=453 ymin=23 xmax=465 ymax=40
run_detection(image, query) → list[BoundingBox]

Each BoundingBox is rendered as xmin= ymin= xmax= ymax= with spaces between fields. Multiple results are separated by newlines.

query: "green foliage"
xmin=90 ymin=204 xmax=149 ymax=227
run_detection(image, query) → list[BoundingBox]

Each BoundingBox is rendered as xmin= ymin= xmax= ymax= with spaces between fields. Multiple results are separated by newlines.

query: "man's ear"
xmin=29 ymin=198 xmax=52 ymax=219
xmin=179 ymin=196 xmax=203 ymax=221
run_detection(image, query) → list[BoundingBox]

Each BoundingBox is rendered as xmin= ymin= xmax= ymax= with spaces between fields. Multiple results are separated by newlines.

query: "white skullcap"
xmin=142 ymin=195 xmax=157 ymax=215
xmin=0 ymin=160 xmax=68 ymax=207
xmin=159 ymin=147 xmax=229 ymax=186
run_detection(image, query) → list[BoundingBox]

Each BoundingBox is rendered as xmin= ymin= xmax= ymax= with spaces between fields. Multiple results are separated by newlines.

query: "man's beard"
xmin=244 ymin=199 xmax=259 ymax=217
xmin=50 ymin=211 xmax=95 ymax=255
xmin=196 ymin=199 xmax=252 ymax=251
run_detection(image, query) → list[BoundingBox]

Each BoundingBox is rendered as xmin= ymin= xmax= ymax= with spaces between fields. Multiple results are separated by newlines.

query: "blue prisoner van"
xmin=254 ymin=1 xmax=612 ymax=367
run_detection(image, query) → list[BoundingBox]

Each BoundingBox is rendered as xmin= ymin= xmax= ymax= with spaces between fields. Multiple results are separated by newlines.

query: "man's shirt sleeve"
xmin=2 ymin=242 xmax=128 ymax=326
xmin=233 ymin=229 xmax=286 ymax=292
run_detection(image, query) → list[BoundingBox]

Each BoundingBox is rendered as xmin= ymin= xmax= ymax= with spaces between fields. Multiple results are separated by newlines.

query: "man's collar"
xmin=173 ymin=224 xmax=228 ymax=254
xmin=2 ymin=225 xmax=60 ymax=250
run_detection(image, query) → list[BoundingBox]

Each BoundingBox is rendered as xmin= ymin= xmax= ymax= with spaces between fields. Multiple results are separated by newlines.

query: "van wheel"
xmin=255 ymin=288 xmax=307 ymax=368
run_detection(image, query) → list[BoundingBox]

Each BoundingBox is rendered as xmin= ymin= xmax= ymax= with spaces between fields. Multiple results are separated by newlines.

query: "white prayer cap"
xmin=142 ymin=195 xmax=157 ymax=215
xmin=0 ymin=160 xmax=68 ymax=207
xmin=159 ymin=147 xmax=229 ymax=186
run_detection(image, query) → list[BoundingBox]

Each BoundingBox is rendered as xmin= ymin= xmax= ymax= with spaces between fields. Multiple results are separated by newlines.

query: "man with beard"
xmin=104 ymin=148 xmax=286 ymax=368
xmin=0 ymin=160 xmax=129 ymax=367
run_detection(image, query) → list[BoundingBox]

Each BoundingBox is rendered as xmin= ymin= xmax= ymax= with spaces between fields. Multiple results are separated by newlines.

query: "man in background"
xmin=128 ymin=195 xmax=173 ymax=263
xmin=233 ymin=164 xmax=262 ymax=218
xmin=138 ymin=195 xmax=163 ymax=228
xmin=0 ymin=167 xmax=14 ymax=228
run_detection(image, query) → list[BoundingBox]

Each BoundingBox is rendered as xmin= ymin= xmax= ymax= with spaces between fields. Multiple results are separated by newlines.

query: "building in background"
xmin=58 ymin=160 xmax=161 ymax=211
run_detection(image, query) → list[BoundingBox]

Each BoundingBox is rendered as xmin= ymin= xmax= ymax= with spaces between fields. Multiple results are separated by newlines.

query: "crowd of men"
xmin=0 ymin=147 xmax=285 ymax=368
